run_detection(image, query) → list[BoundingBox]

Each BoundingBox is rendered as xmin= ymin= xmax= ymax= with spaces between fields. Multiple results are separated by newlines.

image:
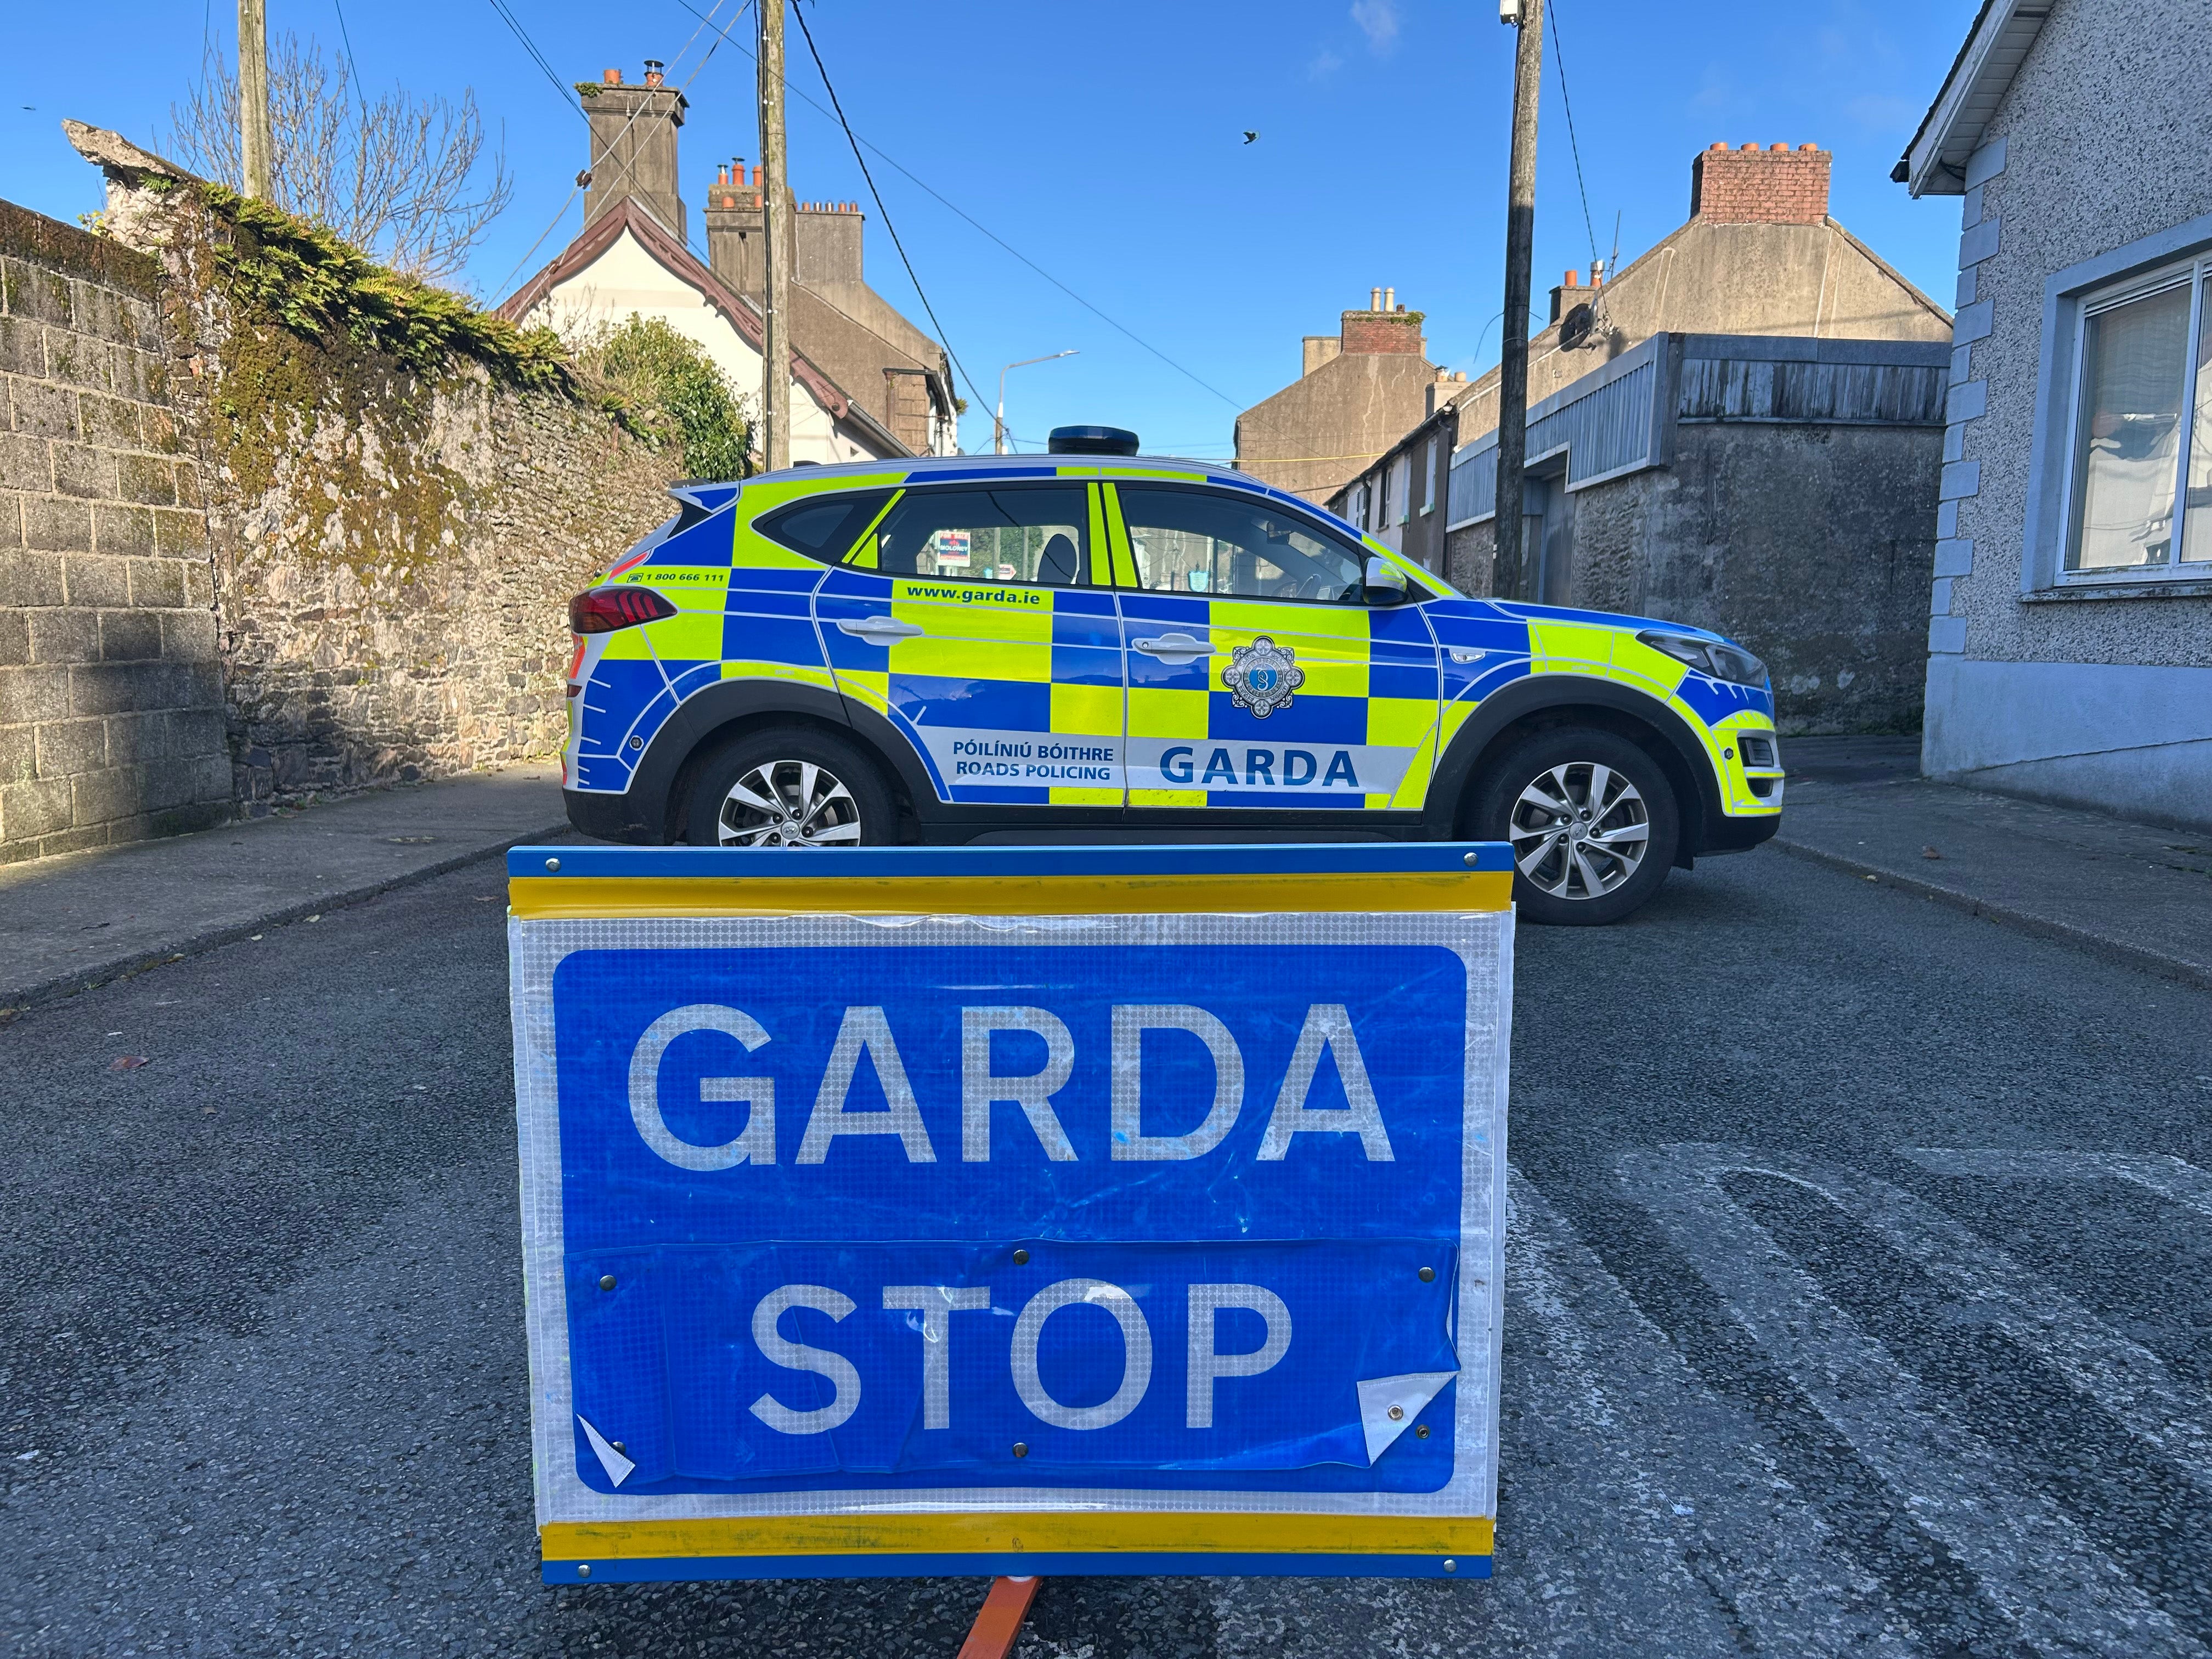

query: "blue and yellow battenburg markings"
xmin=565 ymin=461 xmax=1781 ymax=819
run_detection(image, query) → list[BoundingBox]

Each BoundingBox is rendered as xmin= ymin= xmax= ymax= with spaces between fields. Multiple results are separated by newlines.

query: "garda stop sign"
xmin=506 ymin=843 xmax=1514 ymax=1582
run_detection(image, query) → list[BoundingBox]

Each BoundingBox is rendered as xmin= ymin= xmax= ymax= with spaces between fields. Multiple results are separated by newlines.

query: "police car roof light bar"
xmin=1047 ymin=425 xmax=1141 ymax=456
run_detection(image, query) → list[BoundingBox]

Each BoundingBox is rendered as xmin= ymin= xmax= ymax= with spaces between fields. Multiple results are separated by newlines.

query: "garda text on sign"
xmin=507 ymin=844 xmax=1513 ymax=1583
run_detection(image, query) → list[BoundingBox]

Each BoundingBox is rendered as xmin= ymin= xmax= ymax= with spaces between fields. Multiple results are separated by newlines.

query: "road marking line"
xmin=1621 ymin=1143 xmax=2206 ymax=1659
xmin=1901 ymin=1148 xmax=2212 ymax=1221
xmin=1507 ymin=1170 xmax=1917 ymax=1656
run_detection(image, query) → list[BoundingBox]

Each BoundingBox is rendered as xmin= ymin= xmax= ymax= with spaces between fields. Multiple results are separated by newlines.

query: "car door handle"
xmin=1132 ymin=632 xmax=1213 ymax=664
xmin=835 ymin=617 xmax=923 ymax=641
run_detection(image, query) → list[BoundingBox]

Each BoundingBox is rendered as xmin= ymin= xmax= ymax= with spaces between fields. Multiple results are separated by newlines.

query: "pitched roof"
xmin=494 ymin=197 xmax=906 ymax=453
xmin=1893 ymin=0 xmax=2053 ymax=196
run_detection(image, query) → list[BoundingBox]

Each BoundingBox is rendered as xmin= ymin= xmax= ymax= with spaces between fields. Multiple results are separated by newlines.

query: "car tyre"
xmin=1465 ymin=726 xmax=1680 ymax=926
xmin=682 ymin=726 xmax=898 ymax=848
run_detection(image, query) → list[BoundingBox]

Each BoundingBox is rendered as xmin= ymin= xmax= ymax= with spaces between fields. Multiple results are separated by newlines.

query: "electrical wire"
xmin=672 ymin=0 xmax=1243 ymax=410
xmin=787 ymin=2 xmax=985 ymax=416
xmin=485 ymin=0 xmax=585 ymax=122
xmin=1545 ymin=0 xmax=1600 ymax=266
xmin=331 ymin=0 xmax=373 ymax=129
xmin=488 ymin=0 xmax=743 ymax=301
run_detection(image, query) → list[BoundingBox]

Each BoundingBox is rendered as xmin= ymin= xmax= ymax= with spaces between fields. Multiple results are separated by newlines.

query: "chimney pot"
xmin=1770 ymin=142 xmax=1788 ymax=152
xmin=1384 ymin=285 xmax=1396 ymax=310
xmin=716 ymin=164 xmax=729 ymax=185
xmin=1563 ymin=268 xmax=1578 ymax=287
xmin=603 ymin=67 xmax=621 ymax=85
xmin=643 ymin=59 xmax=665 ymax=88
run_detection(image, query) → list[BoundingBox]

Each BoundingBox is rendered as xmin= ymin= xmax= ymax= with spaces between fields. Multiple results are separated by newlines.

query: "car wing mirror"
xmin=1362 ymin=555 xmax=1410 ymax=606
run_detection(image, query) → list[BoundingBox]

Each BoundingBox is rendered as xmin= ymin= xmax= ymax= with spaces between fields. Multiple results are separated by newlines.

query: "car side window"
xmin=863 ymin=484 xmax=1091 ymax=586
xmin=1116 ymin=486 xmax=1367 ymax=603
xmin=755 ymin=489 xmax=896 ymax=565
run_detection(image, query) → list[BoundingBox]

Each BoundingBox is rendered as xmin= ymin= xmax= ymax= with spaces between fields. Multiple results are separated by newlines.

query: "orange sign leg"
xmin=956 ymin=1575 xmax=1042 ymax=1659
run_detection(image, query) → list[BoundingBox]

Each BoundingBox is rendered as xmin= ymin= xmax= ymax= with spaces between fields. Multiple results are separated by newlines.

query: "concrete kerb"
xmin=1768 ymin=833 xmax=2212 ymax=994
xmin=0 ymin=817 xmax=569 ymax=1018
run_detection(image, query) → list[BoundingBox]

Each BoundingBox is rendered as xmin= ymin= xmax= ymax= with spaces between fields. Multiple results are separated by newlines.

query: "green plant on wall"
xmin=580 ymin=315 xmax=755 ymax=482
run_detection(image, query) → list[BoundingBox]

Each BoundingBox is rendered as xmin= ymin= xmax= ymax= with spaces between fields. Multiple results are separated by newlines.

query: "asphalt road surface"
xmin=4 ymin=847 xmax=2209 ymax=1657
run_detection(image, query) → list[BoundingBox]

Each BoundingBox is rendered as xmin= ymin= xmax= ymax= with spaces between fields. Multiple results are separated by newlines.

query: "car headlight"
xmin=1637 ymin=630 xmax=1769 ymax=689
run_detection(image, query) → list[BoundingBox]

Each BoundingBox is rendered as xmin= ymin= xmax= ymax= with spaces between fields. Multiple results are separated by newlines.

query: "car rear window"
xmin=755 ymin=490 xmax=896 ymax=564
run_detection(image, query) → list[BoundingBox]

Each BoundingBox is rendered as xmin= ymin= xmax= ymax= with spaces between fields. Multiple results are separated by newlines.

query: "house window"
xmin=1421 ymin=439 xmax=1437 ymax=514
xmin=1391 ymin=455 xmax=1411 ymax=526
xmin=2062 ymin=261 xmax=2212 ymax=576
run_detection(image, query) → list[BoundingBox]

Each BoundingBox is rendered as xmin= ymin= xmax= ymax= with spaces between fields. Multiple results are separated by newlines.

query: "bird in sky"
xmin=1243 ymin=130 xmax=1259 ymax=144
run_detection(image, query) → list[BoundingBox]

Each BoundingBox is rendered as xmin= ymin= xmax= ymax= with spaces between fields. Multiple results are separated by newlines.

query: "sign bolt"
xmin=1462 ymin=851 xmax=1481 ymax=867
xmin=1419 ymin=1266 xmax=1435 ymax=1283
xmin=545 ymin=857 xmax=561 ymax=873
xmin=1442 ymin=1559 xmax=1457 ymax=1573
xmin=1012 ymin=1248 xmax=1030 ymax=1265
xmin=1012 ymin=1442 xmax=1029 ymax=1458
xmin=577 ymin=1564 xmax=592 ymax=1578
xmin=599 ymin=1274 xmax=617 ymax=1291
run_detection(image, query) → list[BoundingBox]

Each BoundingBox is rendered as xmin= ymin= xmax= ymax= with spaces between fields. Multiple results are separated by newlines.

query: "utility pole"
xmin=238 ymin=0 xmax=273 ymax=202
xmin=758 ymin=0 xmax=793 ymax=471
xmin=1492 ymin=0 xmax=1543 ymax=601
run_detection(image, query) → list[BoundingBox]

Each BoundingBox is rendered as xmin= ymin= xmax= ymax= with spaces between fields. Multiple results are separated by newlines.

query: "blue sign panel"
xmin=511 ymin=904 xmax=1510 ymax=1582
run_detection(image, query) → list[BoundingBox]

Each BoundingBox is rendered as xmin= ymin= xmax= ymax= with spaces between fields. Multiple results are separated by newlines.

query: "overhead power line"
xmin=486 ymin=0 xmax=585 ymax=122
xmin=1546 ymin=0 xmax=1600 ymax=266
xmin=787 ymin=1 xmax=984 ymax=416
xmin=487 ymin=0 xmax=743 ymax=301
xmin=674 ymin=0 xmax=1243 ymax=410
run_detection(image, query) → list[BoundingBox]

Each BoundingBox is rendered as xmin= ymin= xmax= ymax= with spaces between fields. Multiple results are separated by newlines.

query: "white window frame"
xmin=1420 ymin=439 xmax=1436 ymax=515
xmin=2051 ymin=255 xmax=2209 ymax=584
xmin=1390 ymin=455 xmax=1411 ymax=527
xmin=2023 ymin=211 xmax=2212 ymax=595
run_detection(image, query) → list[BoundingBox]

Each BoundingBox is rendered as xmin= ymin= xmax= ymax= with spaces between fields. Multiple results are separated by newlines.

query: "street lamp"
xmin=995 ymin=352 xmax=1079 ymax=455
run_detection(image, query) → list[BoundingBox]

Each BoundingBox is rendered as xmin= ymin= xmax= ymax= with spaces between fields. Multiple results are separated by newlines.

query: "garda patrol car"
xmin=563 ymin=426 xmax=1782 ymax=924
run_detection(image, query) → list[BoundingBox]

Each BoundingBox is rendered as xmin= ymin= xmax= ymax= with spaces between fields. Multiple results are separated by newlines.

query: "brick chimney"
xmin=1340 ymin=291 xmax=1425 ymax=356
xmin=794 ymin=200 xmax=864 ymax=290
xmin=579 ymin=64 xmax=689 ymax=240
xmin=1689 ymin=142 xmax=1831 ymax=224
xmin=704 ymin=159 xmax=766 ymax=297
xmin=704 ymin=171 xmax=867 ymax=301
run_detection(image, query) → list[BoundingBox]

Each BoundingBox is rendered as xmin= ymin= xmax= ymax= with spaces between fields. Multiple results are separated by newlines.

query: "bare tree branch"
xmin=168 ymin=31 xmax=513 ymax=283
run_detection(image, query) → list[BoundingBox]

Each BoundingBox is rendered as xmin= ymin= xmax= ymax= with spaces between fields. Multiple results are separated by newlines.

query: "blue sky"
xmin=2 ymin=0 xmax=1978 ymax=459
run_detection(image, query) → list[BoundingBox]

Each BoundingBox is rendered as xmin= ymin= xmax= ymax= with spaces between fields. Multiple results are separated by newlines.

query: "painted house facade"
xmin=1898 ymin=0 xmax=2211 ymax=827
xmin=498 ymin=66 xmax=955 ymax=466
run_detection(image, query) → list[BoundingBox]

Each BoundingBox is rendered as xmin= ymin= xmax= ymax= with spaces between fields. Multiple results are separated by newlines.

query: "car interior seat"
xmin=1036 ymin=532 xmax=1082 ymax=586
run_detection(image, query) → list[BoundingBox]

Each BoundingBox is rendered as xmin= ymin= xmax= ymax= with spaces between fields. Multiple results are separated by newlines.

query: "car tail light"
xmin=569 ymin=584 xmax=677 ymax=633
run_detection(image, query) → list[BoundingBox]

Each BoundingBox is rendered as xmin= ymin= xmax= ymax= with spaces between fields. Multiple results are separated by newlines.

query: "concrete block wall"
xmin=0 ymin=201 xmax=228 ymax=862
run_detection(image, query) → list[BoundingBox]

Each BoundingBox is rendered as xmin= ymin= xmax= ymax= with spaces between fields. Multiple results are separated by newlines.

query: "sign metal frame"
xmin=508 ymin=842 xmax=1513 ymax=1584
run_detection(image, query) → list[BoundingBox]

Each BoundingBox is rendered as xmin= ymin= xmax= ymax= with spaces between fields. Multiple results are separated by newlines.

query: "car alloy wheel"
xmin=1506 ymin=760 xmax=1652 ymax=900
xmin=716 ymin=759 xmax=865 ymax=847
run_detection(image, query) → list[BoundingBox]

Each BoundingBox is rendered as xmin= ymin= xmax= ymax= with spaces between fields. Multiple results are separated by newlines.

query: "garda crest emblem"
xmin=1222 ymin=636 xmax=1304 ymax=718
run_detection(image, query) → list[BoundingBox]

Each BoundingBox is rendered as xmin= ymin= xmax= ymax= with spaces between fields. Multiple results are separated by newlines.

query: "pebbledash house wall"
xmin=1915 ymin=0 xmax=2212 ymax=828
xmin=2 ymin=153 xmax=681 ymax=863
xmin=0 ymin=200 xmax=232 ymax=861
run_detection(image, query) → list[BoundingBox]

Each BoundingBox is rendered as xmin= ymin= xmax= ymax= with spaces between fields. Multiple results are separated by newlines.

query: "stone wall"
xmin=204 ymin=357 xmax=677 ymax=809
xmin=0 ymin=200 xmax=230 ymax=862
xmin=2 ymin=129 xmax=684 ymax=863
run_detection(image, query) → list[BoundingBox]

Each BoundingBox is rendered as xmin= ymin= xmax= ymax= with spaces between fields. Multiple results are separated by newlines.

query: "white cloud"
xmin=1350 ymin=0 xmax=1400 ymax=54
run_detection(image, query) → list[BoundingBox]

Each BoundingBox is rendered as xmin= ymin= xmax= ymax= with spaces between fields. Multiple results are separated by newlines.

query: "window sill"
xmin=2024 ymin=578 xmax=2212 ymax=602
